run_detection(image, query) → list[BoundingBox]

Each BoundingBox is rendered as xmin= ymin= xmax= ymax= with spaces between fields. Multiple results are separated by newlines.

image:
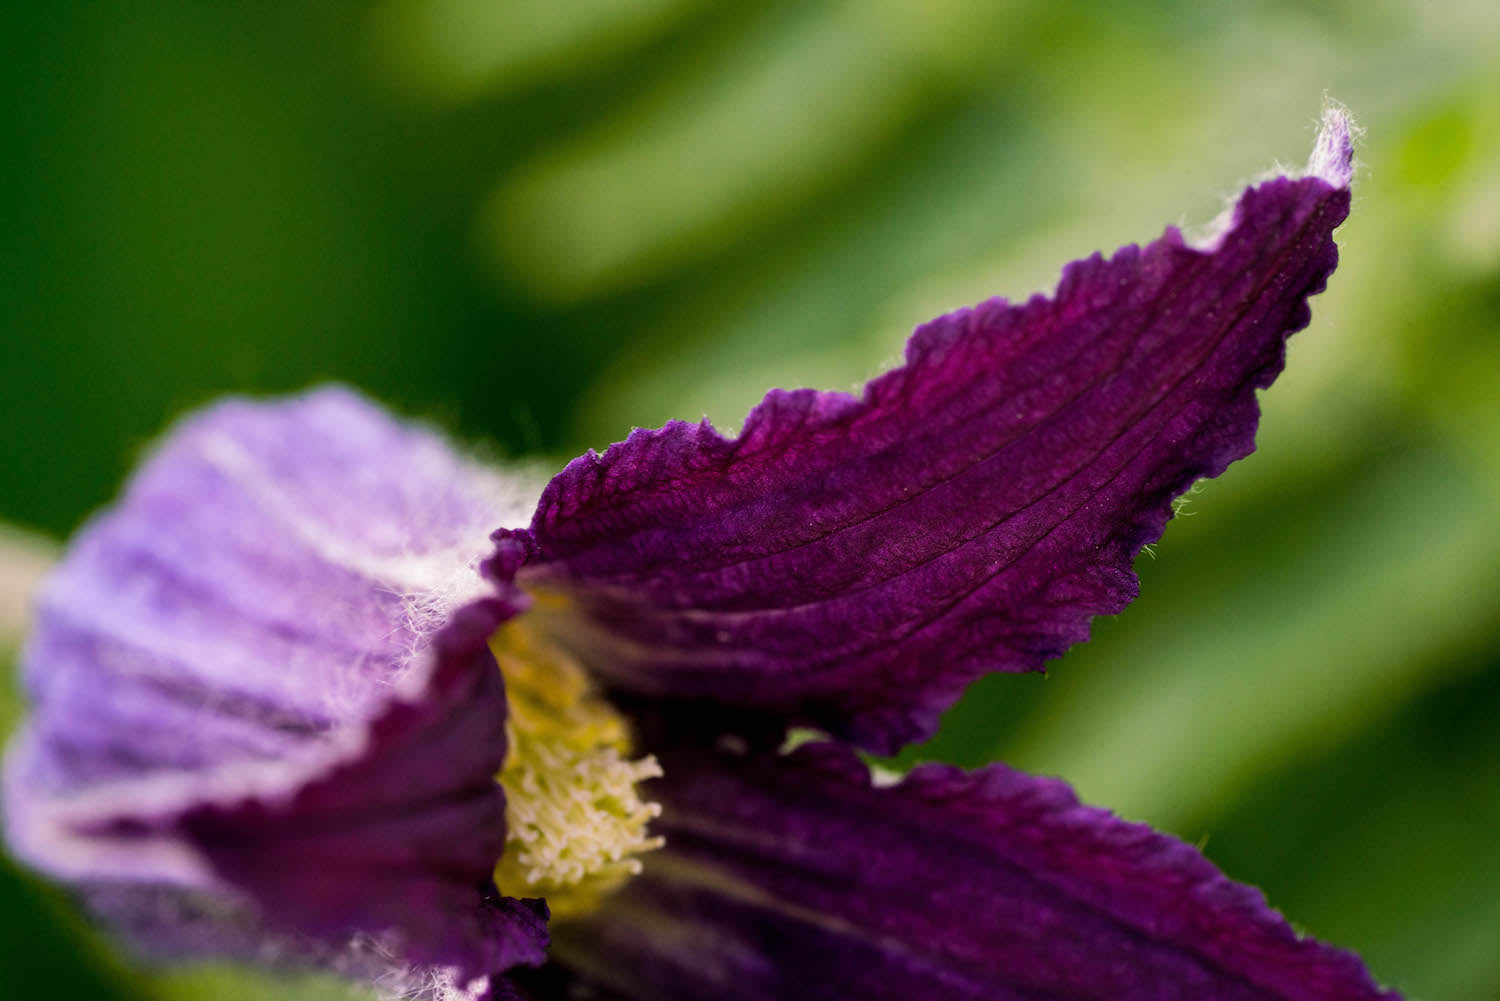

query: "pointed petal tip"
xmin=518 ymin=139 xmax=1355 ymax=754
xmin=1308 ymin=103 xmax=1356 ymax=188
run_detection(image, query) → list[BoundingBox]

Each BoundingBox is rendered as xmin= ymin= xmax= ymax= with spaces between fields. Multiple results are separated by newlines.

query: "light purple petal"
xmin=507 ymin=112 xmax=1356 ymax=755
xmin=537 ymin=740 xmax=1399 ymax=1001
xmin=4 ymin=387 xmax=546 ymax=977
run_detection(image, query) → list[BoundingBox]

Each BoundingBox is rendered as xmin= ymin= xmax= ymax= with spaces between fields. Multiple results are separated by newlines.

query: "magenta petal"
xmin=513 ymin=114 xmax=1355 ymax=754
xmin=4 ymin=388 xmax=546 ymax=977
xmin=540 ymin=741 xmax=1398 ymax=1001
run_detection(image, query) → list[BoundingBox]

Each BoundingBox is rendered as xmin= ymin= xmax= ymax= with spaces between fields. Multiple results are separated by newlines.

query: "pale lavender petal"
xmin=4 ymin=387 xmax=546 ymax=976
xmin=535 ymin=740 xmax=1399 ymax=1001
xmin=508 ymin=112 xmax=1356 ymax=754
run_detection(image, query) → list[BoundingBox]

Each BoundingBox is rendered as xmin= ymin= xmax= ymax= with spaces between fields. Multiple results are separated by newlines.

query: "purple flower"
xmin=4 ymin=108 xmax=1399 ymax=1000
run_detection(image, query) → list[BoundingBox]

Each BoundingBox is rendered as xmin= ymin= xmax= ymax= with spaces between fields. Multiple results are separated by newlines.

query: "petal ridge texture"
xmin=536 ymin=741 xmax=1397 ymax=1001
xmin=3 ymin=387 xmax=547 ymax=977
xmin=517 ymin=120 xmax=1353 ymax=755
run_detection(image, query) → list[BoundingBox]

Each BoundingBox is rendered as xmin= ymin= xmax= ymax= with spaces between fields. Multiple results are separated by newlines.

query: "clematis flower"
xmin=3 ymin=108 xmax=1400 ymax=1000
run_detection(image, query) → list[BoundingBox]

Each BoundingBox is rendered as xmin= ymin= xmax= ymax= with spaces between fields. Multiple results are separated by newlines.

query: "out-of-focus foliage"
xmin=2 ymin=1 xmax=1498 ymax=999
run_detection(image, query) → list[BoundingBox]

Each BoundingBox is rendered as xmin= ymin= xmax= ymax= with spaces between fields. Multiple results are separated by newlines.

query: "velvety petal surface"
xmin=507 ymin=113 xmax=1355 ymax=754
xmin=531 ymin=740 xmax=1398 ymax=1001
xmin=3 ymin=387 xmax=546 ymax=976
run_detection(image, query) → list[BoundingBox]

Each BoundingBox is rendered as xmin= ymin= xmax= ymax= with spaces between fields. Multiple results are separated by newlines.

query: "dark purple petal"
xmin=4 ymin=388 xmax=546 ymax=977
xmin=509 ymin=112 xmax=1356 ymax=755
xmin=537 ymin=740 xmax=1398 ymax=1001
xmin=170 ymin=599 xmax=549 ymax=975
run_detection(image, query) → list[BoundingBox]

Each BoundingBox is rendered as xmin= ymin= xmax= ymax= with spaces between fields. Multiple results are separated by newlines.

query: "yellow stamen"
xmin=489 ymin=619 xmax=664 ymax=919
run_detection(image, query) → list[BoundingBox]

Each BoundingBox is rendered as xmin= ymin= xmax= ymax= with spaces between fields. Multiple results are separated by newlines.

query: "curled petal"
xmin=511 ymin=111 xmax=1356 ymax=754
xmin=4 ymin=388 xmax=546 ymax=977
xmin=534 ymin=741 xmax=1398 ymax=1001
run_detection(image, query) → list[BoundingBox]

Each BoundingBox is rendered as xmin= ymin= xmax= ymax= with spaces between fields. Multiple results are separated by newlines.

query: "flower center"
xmin=488 ymin=619 xmax=663 ymax=919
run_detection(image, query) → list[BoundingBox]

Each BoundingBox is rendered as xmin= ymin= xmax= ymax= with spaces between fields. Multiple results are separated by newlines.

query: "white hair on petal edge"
xmin=1305 ymin=100 xmax=1359 ymax=188
xmin=1186 ymin=101 xmax=1357 ymax=251
xmin=369 ymin=958 xmax=491 ymax=1001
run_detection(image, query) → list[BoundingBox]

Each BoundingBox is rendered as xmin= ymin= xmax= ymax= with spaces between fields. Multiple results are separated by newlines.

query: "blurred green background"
xmin=2 ymin=1 xmax=1498 ymax=998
